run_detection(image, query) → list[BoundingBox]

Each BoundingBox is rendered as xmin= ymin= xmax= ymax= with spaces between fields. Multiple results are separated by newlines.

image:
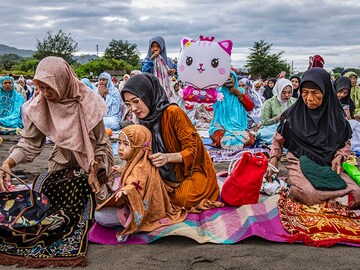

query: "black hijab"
xmin=121 ymin=73 xmax=178 ymax=182
xmin=263 ymin=78 xmax=277 ymax=100
xmin=290 ymin=75 xmax=301 ymax=98
xmin=333 ymin=76 xmax=355 ymax=116
xmin=277 ymin=68 xmax=352 ymax=166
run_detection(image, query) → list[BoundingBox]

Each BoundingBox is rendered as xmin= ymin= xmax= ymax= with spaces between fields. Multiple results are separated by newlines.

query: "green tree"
xmin=74 ymin=57 xmax=137 ymax=78
xmin=104 ymin=39 xmax=141 ymax=66
xmin=245 ymin=40 xmax=290 ymax=79
xmin=0 ymin=54 xmax=22 ymax=70
xmin=332 ymin=66 xmax=345 ymax=74
xmin=14 ymin=59 xmax=40 ymax=73
xmin=33 ymin=30 xmax=79 ymax=63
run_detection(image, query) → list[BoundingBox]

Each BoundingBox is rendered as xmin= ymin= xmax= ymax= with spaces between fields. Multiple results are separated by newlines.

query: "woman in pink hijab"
xmin=0 ymin=57 xmax=115 ymax=199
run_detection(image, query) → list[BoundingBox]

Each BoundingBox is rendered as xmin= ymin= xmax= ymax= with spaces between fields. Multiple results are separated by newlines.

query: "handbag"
xmin=0 ymin=168 xmax=49 ymax=232
xmin=221 ymin=151 xmax=268 ymax=207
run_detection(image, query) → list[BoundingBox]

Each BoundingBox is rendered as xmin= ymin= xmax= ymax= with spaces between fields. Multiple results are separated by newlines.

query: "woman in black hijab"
xmin=121 ymin=73 xmax=221 ymax=210
xmin=263 ymin=78 xmax=277 ymax=100
xmin=290 ymin=75 xmax=301 ymax=98
xmin=266 ymin=68 xmax=360 ymax=207
xmin=334 ymin=76 xmax=355 ymax=119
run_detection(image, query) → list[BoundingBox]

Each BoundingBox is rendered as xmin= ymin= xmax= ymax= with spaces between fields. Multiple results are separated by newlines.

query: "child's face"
xmin=151 ymin=42 xmax=161 ymax=54
xmin=174 ymin=83 xmax=179 ymax=92
xmin=117 ymin=133 xmax=132 ymax=160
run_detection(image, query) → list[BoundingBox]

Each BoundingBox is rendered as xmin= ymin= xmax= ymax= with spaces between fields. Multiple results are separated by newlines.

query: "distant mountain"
xmin=73 ymin=54 xmax=98 ymax=64
xmin=0 ymin=44 xmax=35 ymax=58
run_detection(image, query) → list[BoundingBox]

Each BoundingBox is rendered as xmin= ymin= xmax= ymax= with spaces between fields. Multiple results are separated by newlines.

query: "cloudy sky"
xmin=2 ymin=0 xmax=360 ymax=72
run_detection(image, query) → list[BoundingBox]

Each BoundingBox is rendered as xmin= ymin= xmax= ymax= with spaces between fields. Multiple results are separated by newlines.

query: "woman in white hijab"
xmin=257 ymin=78 xmax=296 ymax=145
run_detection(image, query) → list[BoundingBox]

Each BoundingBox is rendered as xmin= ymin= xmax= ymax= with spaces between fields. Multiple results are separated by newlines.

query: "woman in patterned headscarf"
xmin=0 ymin=57 xmax=114 ymax=198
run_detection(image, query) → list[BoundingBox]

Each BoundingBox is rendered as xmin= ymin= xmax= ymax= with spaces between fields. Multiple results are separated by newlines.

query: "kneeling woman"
xmin=209 ymin=70 xmax=255 ymax=149
xmin=121 ymin=73 xmax=221 ymax=210
xmin=268 ymin=68 xmax=360 ymax=207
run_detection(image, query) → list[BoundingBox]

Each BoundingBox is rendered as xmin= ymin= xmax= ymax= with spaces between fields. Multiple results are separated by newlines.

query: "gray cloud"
xmin=1 ymin=0 xmax=360 ymax=71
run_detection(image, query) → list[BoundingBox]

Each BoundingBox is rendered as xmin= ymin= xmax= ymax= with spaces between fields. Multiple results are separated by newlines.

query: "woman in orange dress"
xmin=121 ymin=73 xmax=221 ymax=210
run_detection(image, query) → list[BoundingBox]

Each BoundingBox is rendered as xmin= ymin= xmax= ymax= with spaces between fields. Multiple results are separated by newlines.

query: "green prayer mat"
xmin=300 ymin=155 xmax=347 ymax=191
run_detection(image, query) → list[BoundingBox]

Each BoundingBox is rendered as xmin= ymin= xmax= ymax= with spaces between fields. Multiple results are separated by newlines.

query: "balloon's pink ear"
xmin=181 ymin=37 xmax=193 ymax=50
xmin=218 ymin=40 xmax=233 ymax=55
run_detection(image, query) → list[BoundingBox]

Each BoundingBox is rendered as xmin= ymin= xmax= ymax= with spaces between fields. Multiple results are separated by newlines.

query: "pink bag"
xmin=221 ymin=152 xmax=268 ymax=207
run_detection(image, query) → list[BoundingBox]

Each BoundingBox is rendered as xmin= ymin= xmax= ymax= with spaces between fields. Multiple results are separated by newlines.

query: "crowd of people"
xmin=1 ymin=36 xmax=360 ymax=253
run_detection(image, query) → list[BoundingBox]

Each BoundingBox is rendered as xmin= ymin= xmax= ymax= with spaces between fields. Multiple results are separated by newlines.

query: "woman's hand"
xmin=98 ymin=85 xmax=108 ymax=97
xmin=148 ymin=153 xmax=168 ymax=167
xmin=331 ymin=155 xmax=343 ymax=174
xmin=0 ymin=159 xmax=15 ymax=192
xmin=344 ymin=108 xmax=351 ymax=120
xmin=274 ymin=114 xmax=281 ymax=122
xmin=88 ymin=172 xmax=101 ymax=194
xmin=264 ymin=157 xmax=279 ymax=182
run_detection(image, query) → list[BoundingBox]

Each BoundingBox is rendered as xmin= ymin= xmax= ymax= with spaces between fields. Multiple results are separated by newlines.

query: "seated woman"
xmin=257 ymin=78 xmax=295 ymax=145
xmin=0 ymin=76 xmax=25 ymax=134
xmin=345 ymin=71 xmax=360 ymax=120
xmin=97 ymin=72 xmax=122 ymax=131
xmin=121 ymin=73 xmax=222 ymax=210
xmin=335 ymin=76 xmax=360 ymax=152
xmin=334 ymin=76 xmax=354 ymax=120
xmin=290 ymin=75 xmax=301 ymax=98
xmin=261 ymin=78 xmax=296 ymax=126
xmin=267 ymin=67 xmax=360 ymax=208
xmin=95 ymin=125 xmax=187 ymax=242
xmin=263 ymin=77 xmax=276 ymax=100
xmin=209 ymin=70 xmax=255 ymax=149
xmin=246 ymin=80 xmax=263 ymax=128
xmin=81 ymin=77 xmax=98 ymax=92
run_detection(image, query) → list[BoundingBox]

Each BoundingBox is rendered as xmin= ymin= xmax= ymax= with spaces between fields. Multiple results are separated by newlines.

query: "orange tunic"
xmin=161 ymin=105 xmax=220 ymax=209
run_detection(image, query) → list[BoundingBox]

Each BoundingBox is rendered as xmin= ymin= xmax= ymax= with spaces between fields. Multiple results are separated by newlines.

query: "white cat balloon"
xmin=178 ymin=36 xmax=233 ymax=111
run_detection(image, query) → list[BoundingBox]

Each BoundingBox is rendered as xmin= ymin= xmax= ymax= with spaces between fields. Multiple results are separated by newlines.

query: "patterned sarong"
xmin=278 ymin=192 xmax=360 ymax=247
xmin=0 ymin=166 xmax=94 ymax=267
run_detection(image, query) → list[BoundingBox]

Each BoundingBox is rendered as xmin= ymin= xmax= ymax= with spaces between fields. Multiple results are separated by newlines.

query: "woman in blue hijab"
xmin=81 ymin=78 xmax=97 ymax=92
xmin=209 ymin=71 xmax=255 ymax=149
xmin=97 ymin=72 xmax=122 ymax=131
xmin=0 ymin=76 xmax=25 ymax=134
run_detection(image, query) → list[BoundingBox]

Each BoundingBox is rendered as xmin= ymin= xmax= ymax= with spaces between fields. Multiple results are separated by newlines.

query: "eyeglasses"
xmin=124 ymin=97 xmax=142 ymax=108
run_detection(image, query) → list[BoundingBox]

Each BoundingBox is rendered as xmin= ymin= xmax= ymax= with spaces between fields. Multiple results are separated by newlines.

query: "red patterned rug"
xmin=278 ymin=192 xmax=360 ymax=247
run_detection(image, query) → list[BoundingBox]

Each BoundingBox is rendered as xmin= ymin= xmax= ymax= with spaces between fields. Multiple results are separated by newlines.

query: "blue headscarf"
xmin=81 ymin=78 xmax=97 ymax=92
xmin=0 ymin=76 xmax=25 ymax=128
xmin=146 ymin=36 xmax=168 ymax=61
xmin=209 ymin=71 xmax=248 ymax=148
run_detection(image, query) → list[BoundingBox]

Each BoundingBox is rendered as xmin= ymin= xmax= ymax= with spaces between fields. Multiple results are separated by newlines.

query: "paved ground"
xmin=0 ymin=135 xmax=359 ymax=269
